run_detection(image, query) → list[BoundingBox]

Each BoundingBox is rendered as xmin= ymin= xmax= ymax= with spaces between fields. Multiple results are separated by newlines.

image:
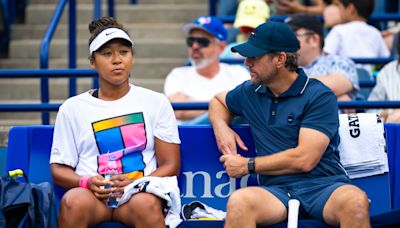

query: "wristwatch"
xmin=248 ymin=157 xmax=256 ymax=174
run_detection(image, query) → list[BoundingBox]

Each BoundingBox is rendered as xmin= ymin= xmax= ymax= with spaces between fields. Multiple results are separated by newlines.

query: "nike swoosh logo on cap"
xmin=106 ymin=31 xmax=116 ymax=36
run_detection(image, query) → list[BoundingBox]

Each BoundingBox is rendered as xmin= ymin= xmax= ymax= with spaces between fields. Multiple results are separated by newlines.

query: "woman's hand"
xmin=87 ymin=175 xmax=113 ymax=200
xmin=108 ymin=174 xmax=134 ymax=198
xmin=87 ymin=174 xmax=134 ymax=199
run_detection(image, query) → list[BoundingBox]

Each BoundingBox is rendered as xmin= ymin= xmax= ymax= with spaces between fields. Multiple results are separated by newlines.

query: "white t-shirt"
xmin=324 ymin=21 xmax=390 ymax=73
xmin=164 ymin=63 xmax=250 ymax=101
xmin=368 ymin=60 xmax=400 ymax=115
xmin=50 ymin=84 xmax=180 ymax=178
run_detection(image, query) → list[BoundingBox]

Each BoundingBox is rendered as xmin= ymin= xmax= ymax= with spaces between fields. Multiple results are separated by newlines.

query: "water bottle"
xmin=105 ymin=155 xmax=119 ymax=208
xmin=104 ymin=173 xmax=118 ymax=208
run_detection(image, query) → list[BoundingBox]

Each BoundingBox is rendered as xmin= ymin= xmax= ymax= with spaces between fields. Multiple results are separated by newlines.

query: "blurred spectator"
xmin=323 ymin=0 xmax=390 ymax=73
xmin=164 ymin=16 xmax=250 ymax=124
xmin=216 ymin=0 xmax=241 ymax=44
xmin=217 ymin=0 xmax=240 ymax=17
xmin=285 ymin=14 xmax=359 ymax=106
xmin=368 ymin=34 xmax=400 ymax=123
xmin=323 ymin=2 xmax=342 ymax=28
xmin=221 ymin=0 xmax=270 ymax=59
xmin=272 ymin=0 xmax=326 ymax=15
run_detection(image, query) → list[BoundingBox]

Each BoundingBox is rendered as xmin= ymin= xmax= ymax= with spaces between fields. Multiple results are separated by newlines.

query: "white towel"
xmin=181 ymin=201 xmax=226 ymax=220
xmin=118 ymin=176 xmax=182 ymax=228
xmin=338 ymin=113 xmax=388 ymax=179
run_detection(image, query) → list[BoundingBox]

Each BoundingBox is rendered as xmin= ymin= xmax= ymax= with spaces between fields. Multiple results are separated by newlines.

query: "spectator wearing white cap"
xmin=220 ymin=0 xmax=270 ymax=59
xmin=164 ymin=16 xmax=250 ymax=124
xmin=50 ymin=16 xmax=181 ymax=227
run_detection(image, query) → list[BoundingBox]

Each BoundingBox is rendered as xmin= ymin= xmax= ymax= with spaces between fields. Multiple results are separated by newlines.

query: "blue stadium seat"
xmin=6 ymin=125 xmax=399 ymax=227
xmin=356 ymin=67 xmax=374 ymax=101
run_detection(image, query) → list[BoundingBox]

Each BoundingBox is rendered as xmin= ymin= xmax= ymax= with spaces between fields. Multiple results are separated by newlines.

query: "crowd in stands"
xmin=162 ymin=0 xmax=399 ymax=124
xmin=209 ymin=0 xmax=399 ymax=121
xmin=285 ymin=14 xmax=359 ymax=104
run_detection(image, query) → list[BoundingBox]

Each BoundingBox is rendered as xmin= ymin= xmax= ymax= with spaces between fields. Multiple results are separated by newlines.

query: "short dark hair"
xmin=285 ymin=14 xmax=325 ymax=49
xmin=268 ymin=51 xmax=299 ymax=72
xmin=339 ymin=0 xmax=374 ymax=19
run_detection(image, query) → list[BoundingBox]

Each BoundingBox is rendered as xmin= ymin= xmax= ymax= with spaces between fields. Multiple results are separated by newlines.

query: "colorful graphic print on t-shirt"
xmin=92 ymin=112 xmax=147 ymax=179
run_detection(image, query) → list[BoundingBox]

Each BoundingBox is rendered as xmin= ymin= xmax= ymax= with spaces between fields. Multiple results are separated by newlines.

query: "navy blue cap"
xmin=231 ymin=21 xmax=300 ymax=57
xmin=183 ymin=16 xmax=227 ymax=41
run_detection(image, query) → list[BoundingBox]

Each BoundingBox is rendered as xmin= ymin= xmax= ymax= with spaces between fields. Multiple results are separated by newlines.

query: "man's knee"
xmin=226 ymin=189 xmax=253 ymax=211
xmin=342 ymin=188 xmax=370 ymax=215
xmin=325 ymin=185 xmax=370 ymax=224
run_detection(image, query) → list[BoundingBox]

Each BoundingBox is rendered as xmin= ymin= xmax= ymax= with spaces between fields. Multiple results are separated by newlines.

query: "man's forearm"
xmin=209 ymin=94 xmax=231 ymax=127
xmin=310 ymin=73 xmax=353 ymax=97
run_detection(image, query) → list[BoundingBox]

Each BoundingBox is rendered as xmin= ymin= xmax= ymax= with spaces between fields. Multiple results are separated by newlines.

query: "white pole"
xmin=287 ymin=199 xmax=300 ymax=228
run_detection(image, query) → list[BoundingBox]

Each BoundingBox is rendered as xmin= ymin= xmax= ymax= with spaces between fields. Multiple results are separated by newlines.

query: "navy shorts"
xmin=260 ymin=178 xmax=350 ymax=220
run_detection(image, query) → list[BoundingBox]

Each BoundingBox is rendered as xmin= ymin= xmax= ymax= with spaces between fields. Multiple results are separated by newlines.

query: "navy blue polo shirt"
xmin=226 ymin=69 xmax=349 ymax=186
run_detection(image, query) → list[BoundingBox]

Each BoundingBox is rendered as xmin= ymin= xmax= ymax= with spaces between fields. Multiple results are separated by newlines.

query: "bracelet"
xmin=79 ymin=176 xmax=91 ymax=189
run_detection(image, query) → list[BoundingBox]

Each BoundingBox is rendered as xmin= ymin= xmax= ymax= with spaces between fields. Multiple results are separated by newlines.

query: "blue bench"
xmin=6 ymin=125 xmax=398 ymax=227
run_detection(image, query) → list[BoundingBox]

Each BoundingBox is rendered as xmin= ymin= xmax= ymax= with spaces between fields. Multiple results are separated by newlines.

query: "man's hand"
xmin=276 ymin=0 xmax=303 ymax=14
xmin=168 ymin=92 xmax=206 ymax=120
xmin=386 ymin=109 xmax=400 ymax=123
xmin=168 ymin=92 xmax=191 ymax=102
xmin=214 ymin=122 xmax=248 ymax=155
xmin=209 ymin=92 xmax=248 ymax=155
xmin=220 ymin=154 xmax=249 ymax=178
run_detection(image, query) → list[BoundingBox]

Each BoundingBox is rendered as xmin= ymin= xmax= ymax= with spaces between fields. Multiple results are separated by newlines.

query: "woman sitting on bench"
xmin=49 ymin=16 xmax=181 ymax=228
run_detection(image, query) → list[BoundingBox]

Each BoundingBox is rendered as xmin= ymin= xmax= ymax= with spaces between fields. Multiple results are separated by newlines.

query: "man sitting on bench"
xmin=209 ymin=21 xmax=370 ymax=228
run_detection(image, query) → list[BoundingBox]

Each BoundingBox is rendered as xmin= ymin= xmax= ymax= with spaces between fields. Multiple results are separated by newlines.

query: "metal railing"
xmin=2 ymin=101 xmax=400 ymax=113
xmin=0 ymin=0 xmax=11 ymax=53
xmin=0 ymin=68 xmax=399 ymax=125
xmin=220 ymin=57 xmax=395 ymax=65
xmin=0 ymin=69 xmax=97 ymax=124
xmin=38 ymin=0 xmax=115 ymax=124
xmin=1 ymin=1 xmax=399 ymax=125
xmin=39 ymin=0 xmax=70 ymax=125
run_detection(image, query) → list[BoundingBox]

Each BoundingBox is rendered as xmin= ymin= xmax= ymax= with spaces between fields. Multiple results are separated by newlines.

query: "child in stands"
xmin=323 ymin=0 xmax=390 ymax=73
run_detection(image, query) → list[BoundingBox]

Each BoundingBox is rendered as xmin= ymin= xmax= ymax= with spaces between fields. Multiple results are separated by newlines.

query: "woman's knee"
xmin=129 ymin=193 xmax=164 ymax=216
xmin=60 ymin=189 xmax=93 ymax=213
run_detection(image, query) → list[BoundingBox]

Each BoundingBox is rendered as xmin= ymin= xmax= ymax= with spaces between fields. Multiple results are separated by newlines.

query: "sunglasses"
xmin=186 ymin=37 xmax=211 ymax=48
